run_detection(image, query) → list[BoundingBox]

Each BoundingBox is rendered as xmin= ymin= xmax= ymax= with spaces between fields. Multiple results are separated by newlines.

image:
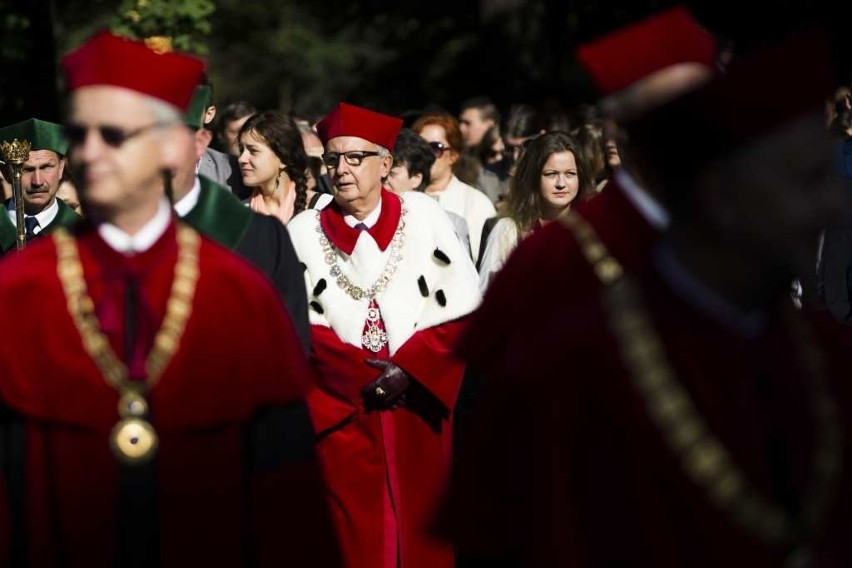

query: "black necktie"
xmin=23 ymin=216 xmax=38 ymax=240
xmin=354 ymin=222 xmax=368 ymax=231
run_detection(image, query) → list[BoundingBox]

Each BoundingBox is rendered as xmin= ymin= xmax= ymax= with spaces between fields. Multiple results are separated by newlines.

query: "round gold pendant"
xmin=110 ymin=418 xmax=158 ymax=464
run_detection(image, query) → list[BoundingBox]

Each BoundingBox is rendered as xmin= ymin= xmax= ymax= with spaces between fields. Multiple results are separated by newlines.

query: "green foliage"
xmin=0 ymin=10 xmax=31 ymax=61
xmin=0 ymin=5 xmax=31 ymax=118
xmin=208 ymin=0 xmax=486 ymax=118
xmin=54 ymin=0 xmax=121 ymax=57
xmin=48 ymin=0 xmax=716 ymax=123
xmin=112 ymin=0 xmax=215 ymax=55
xmin=209 ymin=0 xmax=389 ymax=118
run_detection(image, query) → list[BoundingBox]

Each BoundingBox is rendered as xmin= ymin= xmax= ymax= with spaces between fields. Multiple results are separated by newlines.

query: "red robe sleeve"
xmin=391 ymin=318 xmax=469 ymax=410
xmin=307 ymin=324 xmax=376 ymax=435
xmin=244 ymin=311 xmax=342 ymax=566
xmin=307 ymin=318 xmax=469 ymax=434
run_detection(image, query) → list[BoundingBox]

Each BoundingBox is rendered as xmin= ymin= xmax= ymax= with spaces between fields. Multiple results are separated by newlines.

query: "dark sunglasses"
xmin=323 ymin=150 xmax=381 ymax=168
xmin=428 ymin=141 xmax=450 ymax=158
xmin=63 ymin=122 xmax=166 ymax=148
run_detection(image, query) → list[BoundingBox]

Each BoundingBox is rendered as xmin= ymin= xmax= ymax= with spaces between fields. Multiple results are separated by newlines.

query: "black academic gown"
xmin=181 ymin=176 xmax=311 ymax=350
xmin=819 ymin=215 xmax=852 ymax=325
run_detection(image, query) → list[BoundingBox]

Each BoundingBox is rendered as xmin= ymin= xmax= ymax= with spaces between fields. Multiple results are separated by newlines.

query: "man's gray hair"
xmin=140 ymin=94 xmax=183 ymax=125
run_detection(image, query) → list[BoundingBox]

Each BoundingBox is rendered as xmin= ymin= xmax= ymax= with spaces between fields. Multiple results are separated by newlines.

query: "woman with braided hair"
xmin=238 ymin=110 xmax=309 ymax=223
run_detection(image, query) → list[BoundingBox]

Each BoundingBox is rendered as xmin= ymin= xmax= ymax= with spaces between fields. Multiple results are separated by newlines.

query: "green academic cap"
xmin=184 ymin=85 xmax=213 ymax=129
xmin=0 ymin=118 xmax=68 ymax=156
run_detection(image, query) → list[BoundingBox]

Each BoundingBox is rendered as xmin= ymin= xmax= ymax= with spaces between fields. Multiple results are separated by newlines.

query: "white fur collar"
xmin=288 ymin=192 xmax=481 ymax=354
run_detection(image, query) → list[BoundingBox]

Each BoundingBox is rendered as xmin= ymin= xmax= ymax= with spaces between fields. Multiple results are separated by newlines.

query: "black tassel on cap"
xmin=313 ymin=279 xmax=327 ymax=297
xmin=436 ymin=290 xmax=447 ymax=307
xmin=433 ymin=248 xmax=451 ymax=265
xmin=310 ymin=301 xmax=324 ymax=314
xmin=417 ymin=275 xmax=429 ymax=297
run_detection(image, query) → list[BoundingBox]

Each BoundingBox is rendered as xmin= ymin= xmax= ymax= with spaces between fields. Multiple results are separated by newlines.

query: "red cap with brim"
xmin=61 ymin=31 xmax=205 ymax=111
xmin=316 ymin=102 xmax=403 ymax=151
xmin=626 ymin=28 xmax=834 ymax=174
xmin=576 ymin=6 xmax=717 ymax=96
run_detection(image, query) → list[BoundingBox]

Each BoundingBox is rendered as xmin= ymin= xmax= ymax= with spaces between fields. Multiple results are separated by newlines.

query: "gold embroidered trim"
xmin=315 ymin=206 xmax=407 ymax=301
xmin=560 ymin=209 xmax=843 ymax=551
xmin=53 ymin=225 xmax=201 ymax=463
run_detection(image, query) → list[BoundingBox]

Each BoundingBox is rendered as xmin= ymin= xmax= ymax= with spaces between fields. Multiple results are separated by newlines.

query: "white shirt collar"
xmin=614 ymin=169 xmax=670 ymax=230
xmin=173 ymin=177 xmax=202 ymax=218
xmin=7 ymin=197 xmax=59 ymax=236
xmin=98 ymin=198 xmax=173 ymax=255
xmin=344 ymin=196 xmax=382 ymax=229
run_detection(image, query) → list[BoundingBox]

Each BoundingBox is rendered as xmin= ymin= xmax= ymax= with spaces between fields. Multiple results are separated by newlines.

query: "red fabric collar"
xmin=581 ymin=177 xmax=652 ymax=234
xmin=574 ymin=177 xmax=659 ymax=273
xmin=79 ymin=219 xmax=178 ymax=279
xmin=319 ymin=189 xmax=401 ymax=255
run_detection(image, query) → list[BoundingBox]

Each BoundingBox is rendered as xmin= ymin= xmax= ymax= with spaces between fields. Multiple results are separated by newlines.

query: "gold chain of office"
xmin=315 ymin=206 xmax=408 ymax=301
xmin=560 ymin=210 xmax=843 ymax=556
xmin=53 ymin=225 xmax=200 ymax=464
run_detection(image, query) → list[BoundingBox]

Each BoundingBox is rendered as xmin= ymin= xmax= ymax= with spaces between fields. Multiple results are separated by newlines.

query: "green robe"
xmin=0 ymin=198 xmax=81 ymax=255
xmin=181 ymin=176 xmax=252 ymax=248
xmin=181 ymin=176 xmax=310 ymax=350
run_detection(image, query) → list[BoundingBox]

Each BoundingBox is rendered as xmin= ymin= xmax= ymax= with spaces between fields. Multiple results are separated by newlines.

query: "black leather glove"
xmin=362 ymin=358 xmax=411 ymax=410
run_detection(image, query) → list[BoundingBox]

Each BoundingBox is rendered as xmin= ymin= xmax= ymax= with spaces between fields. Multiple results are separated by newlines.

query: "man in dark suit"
xmin=816 ymin=133 xmax=852 ymax=323
xmin=192 ymin=84 xmax=251 ymax=199
xmin=173 ymin=85 xmax=310 ymax=350
xmin=0 ymin=118 xmax=81 ymax=253
xmin=820 ymin=213 xmax=852 ymax=323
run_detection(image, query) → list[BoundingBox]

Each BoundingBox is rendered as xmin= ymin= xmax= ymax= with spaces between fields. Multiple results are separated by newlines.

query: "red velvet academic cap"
xmin=61 ymin=31 xmax=205 ymax=111
xmin=576 ymin=6 xmax=717 ymax=96
xmin=316 ymin=102 xmax=403 ymax=150
xmin=627 ymin=28 xmax=834 ymax=174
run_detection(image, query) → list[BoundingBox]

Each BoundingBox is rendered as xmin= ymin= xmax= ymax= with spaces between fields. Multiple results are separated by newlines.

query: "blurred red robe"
xmin=443 ymin=189 xmax=852 ymax=565
xmin=0 ymin=220 xmax=339 ymax=567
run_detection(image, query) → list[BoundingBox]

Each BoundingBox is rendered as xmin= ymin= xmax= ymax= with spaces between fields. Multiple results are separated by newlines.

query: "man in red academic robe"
xmin=287 ymin=102 xmax=481 ymax=568
xmin=443 ymin=28 xmax=852 ymax=567
xmin=0 ymin=32 xmax=337 ymax=567
xmin=455 ymin=6 xmax=720 ymax=441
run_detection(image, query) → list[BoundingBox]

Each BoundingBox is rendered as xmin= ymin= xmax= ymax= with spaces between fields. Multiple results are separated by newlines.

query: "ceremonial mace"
xmin=0 ymin=138 xmax=31 ymax=251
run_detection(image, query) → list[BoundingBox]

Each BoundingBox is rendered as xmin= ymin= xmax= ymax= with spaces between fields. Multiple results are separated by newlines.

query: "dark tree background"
xmin=1 ymin=0 xmax=848 ymax=125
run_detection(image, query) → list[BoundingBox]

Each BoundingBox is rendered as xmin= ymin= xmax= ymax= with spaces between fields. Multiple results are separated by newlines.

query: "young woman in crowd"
xmin=238 ymin=111 xmax=309 ymax=223
xmin=478 ymin=131 xmax=595 ymax=290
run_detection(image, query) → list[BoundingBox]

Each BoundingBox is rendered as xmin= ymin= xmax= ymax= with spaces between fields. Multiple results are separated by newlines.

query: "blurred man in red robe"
xmin=456 ymin=7 xmax=719 ymax=390
xmin=287 ymin=102 xmax=480 ymax=568
xmin=0 ymin=31 xmax=337 ymax=567
xmin=453 ymin=6 xmax=722 ymax=458
xmin=443 ymin=27 xmax=852 ymax=567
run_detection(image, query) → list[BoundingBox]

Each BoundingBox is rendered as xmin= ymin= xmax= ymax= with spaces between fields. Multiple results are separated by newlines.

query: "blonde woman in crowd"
xmin=412 ymin=112 xmax=496 ymax=264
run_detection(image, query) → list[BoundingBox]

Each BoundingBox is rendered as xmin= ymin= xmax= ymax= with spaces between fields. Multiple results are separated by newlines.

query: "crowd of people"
xmin=1 ymin=5 xmax=852 ymax=567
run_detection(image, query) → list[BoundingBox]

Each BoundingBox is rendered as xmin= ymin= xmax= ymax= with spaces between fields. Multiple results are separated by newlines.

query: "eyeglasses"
xmin=428 ymin=141 xmax=449 ymax=158
xmin=323 ymin=150 xmax=381 ymax=168
xmin=63 ymin=122 xmax=167 ymax=148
